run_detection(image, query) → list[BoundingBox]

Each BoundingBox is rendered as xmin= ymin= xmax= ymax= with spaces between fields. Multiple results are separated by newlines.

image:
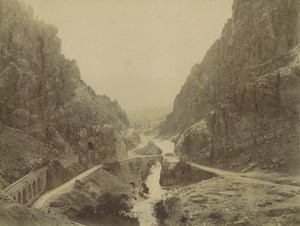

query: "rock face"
xmin=0 ymin=0 xmax=129 ymax=149
xmin=134 ymin=140 xmax=163 ymax=155
xmin=0 ymin=127 xmax=56 ymax=188
xmin=160 ymin=160 xmax=216 ymax=186
xmin=160 ymin=0 xmax=300 ymax=171
xmin=120 ymin=157 xmax=158 ymax=179
xmin=0 ymin=0 xmax=130 ymax=183
xmin=46 ymin=160 xmax=68 ymax=190
xmin=124 ymin=129 xmax=141 ymax=151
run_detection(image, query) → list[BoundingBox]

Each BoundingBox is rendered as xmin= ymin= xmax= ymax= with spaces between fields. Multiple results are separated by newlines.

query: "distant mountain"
xmin=127 ymin=106 xmax=172 ymax=123
xmin=127 ymin=105 xmax=171 ymax=133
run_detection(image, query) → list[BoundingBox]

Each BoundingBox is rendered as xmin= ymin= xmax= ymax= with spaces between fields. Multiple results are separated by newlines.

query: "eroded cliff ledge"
xmin=160 ymin=0 xmax=300 ymax=172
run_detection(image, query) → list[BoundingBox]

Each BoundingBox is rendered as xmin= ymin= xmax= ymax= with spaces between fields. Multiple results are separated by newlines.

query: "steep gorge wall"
xmin=0 ymin=0 xmax=130 ymax=184
xmin=161 ymin=0 xmax=300 ymax=171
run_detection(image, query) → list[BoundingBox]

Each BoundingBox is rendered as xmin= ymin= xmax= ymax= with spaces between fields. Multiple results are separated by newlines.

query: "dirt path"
xmin=162 ymin=161 xmax=300 ymax=225
xmin=32 ymin=148 xmax=162 ymax=208
xmin=32 ymin=165 xmax=103 ymax=208
xmin=187 ymin=161 xmax=300 ymax=191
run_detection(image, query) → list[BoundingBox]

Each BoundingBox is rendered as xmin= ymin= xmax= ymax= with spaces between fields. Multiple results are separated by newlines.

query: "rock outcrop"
xmin=0 ymin=0 xmax=130 ymax=184
xmin=160 ymin=0 xmax=300 ymax=172
xmin=134 ymin=140 xmax=163 ymax=155
xmin=0 ymin=127 xmax=56 ymax=188
xmin=160 ymin=160 xmax=216 ymax=186
xmin=45 ymin=168 xmax=142 ymax=226
xmin=124 ymin=129 xmax=141 ymax=151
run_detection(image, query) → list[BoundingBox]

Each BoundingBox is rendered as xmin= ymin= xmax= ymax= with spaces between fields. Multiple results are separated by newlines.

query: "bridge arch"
xmin=33 ymin=180 xmax=37 ymax=196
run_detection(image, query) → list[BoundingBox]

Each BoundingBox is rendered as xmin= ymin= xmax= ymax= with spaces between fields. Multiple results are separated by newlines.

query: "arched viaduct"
xmin=3 ymin=155 xmax=78 ymax=205
xmin=3 ymin=151 xmax=164 ymax=206
xmin=3 ymin=167 xmax=48 ymax=205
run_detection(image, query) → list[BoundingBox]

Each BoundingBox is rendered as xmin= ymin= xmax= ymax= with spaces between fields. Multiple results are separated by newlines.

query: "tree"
xmin=153 ymin=200 xmax=168 ymax=224
xmin=95 ymin=192 xmax=131 ymax=216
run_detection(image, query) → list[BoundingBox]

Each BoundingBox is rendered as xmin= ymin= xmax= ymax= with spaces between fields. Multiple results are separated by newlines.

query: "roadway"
xmin=187 ymin=161 xmax=300 ymax=190
xmin=32 ymin=154 xmax=163 ymax=208
xmin=32 ymin=164 xmax=103 ymax=208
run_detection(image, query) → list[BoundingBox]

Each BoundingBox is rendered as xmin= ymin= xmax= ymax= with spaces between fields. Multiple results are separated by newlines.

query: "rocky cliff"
xmin=0 ymin=0 xmax=130 ymax=184
xmin=160 ymin=160 xmax=216 ymax=187
xmin=161 ymin=0 xmax=300 ymax=172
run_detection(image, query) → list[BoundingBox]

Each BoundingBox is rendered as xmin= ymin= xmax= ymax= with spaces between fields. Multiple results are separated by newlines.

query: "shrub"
xmin=95 ymin=192 xmax=131 ymax=216
xmin=180 ymin=216 xmax=188 ymax=223
xmin=153 ymin=200 xmax=168 ymax=224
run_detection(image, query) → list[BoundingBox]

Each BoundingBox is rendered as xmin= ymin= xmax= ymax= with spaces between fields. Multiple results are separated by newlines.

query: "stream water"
xmin=132 ymin=139 xmax=175 ymax=226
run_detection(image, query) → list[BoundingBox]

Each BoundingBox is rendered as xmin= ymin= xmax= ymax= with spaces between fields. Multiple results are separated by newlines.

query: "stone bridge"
xmin=3 ymin=155 xmax=78 ymax=205
xmin=119 ymin=155 xmax=163 ymax=179
xmin=3 ymin=154 xmax=163 ymax=206
xmin=122 ymin=154 xmax=163 ymax=163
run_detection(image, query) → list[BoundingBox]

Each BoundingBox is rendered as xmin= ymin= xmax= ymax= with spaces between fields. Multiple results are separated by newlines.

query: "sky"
xmin=24 ymin=0 xmax=233 ymax=111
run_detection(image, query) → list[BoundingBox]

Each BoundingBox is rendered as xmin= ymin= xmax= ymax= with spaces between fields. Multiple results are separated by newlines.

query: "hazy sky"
xmin=24 ymin=0 xmax=233 ymax=111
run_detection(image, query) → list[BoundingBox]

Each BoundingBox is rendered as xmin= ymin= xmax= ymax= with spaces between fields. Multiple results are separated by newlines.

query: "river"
xmin=132 ymin=138 xmax=175 ymax=226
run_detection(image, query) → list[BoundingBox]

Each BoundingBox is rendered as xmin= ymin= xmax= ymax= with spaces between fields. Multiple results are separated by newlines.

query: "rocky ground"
xmin=45 ymin=168 xmax=141 ymax=213
xmin=0 ymin=191 xmax=81 ymax=226
xmin=0 ymin=126 xmax=70 ymax=189
xmin=157 ymin=167 xmax=300 ymax=226
xmin=160 ymin=160 xmax=216 ymax=187
xmin=35 ymin=163 xmax=150 ymax=226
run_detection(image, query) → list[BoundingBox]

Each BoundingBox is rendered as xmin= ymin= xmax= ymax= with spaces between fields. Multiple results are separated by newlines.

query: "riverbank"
xmin=151 ymin=139 xmax=300 ymax=226
xmin=28 ymin=136 xmax=171 ymax=225
xmin=131 ymin=138 xmax=175 ymax=225
xmin=0 ymin=135 xmax=175 ymax=226
xmin=157 ymin=174 xmax=300 ymax=226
